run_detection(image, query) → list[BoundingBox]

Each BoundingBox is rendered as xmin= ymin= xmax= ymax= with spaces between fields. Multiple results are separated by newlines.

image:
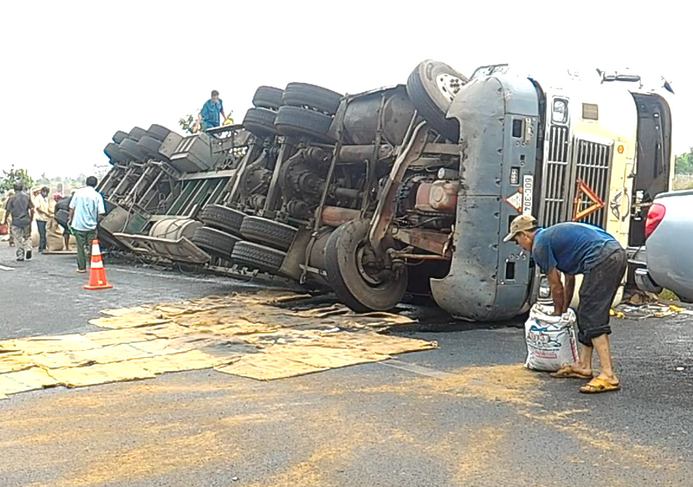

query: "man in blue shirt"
xmin=68 ymin=176 xmax=106 ymax=273
xmin=505 ymin=215 xmax=626 ymax=394
xmin=198 ymin=90 xmax=226 ymax=131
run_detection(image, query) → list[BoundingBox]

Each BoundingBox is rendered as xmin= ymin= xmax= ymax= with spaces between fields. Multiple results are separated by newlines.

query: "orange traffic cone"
xmin=84 ymin=238 xmax=113 ymax=290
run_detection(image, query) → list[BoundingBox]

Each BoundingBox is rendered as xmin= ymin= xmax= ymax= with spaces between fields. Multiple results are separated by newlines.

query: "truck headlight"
xmin=551 ymin=98 xmax=568 ymax=124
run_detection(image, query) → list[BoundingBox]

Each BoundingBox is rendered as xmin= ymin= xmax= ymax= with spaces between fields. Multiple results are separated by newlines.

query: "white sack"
xmin=524 ymin=304 xmax=579 ymax=372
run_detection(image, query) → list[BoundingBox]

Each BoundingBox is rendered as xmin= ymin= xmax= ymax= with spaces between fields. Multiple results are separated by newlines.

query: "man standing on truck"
xmin=1 ymin=182 xmax=34 ymax=261
xmin=197 ymin=90 xmax=226 ymax=132
xmin=68 ymin=176 xmax=105 ymax=273
xmin=504 ymin=215 xmax=626 ymax=394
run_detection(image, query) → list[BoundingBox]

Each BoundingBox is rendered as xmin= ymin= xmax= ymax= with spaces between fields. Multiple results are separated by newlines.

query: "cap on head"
xmin=503 ymin=214 xmax=539 ymax=242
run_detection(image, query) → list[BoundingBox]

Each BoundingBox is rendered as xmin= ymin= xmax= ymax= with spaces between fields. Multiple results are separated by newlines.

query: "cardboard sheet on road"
xmin=0 ymin=290 xmax=436 ymax=397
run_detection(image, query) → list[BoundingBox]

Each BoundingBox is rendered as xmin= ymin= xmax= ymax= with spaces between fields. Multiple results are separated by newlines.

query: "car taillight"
xmin=644 ymin=203 xmax=666 ymax=239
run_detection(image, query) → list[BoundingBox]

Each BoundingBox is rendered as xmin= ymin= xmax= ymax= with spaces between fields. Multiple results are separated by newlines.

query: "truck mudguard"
xmin=431 ymin=75 xmax=539 ymax=321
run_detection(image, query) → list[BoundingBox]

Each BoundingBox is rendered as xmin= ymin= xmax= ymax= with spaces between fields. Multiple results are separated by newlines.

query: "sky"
xmin=0 ymin=0 xmax=688 ymax=179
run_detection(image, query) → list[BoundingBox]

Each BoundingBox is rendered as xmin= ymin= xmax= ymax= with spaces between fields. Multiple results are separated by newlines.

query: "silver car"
xmin=635 ymin=189 xmax=693 ymax=302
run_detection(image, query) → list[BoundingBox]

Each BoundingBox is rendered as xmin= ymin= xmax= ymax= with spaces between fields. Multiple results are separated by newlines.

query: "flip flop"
xmin=579 ymin=377 xmax=621 ymax=394
xmin=551 ymin=365 xmax=592 ymax=380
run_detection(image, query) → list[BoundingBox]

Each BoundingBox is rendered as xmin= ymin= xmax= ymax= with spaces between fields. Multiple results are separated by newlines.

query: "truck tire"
xmin=119 ymin=138 xmax=147 ymax=161
xmin=282 ymin=82 xmax=343 ymax=115
xmin=325 ymin=219 xmax=408 ymax=312
xmin=104 ymin=142 xmax=128 ymax=164
xmin=112 ymin=130 xmax=129 ymax=144
xmin=199 ymin=204 xmax=245 ymax=235
xmin=137 ymin=136 xmax=164 ymax=160
xmin=252 ymin=86 xmax=284 ymax=110
xmin=406 ymin=60 xmax=467 ymax=142
xmin=274 ymin=106 xmax=335 ymax=143
xmin=128 ymin=126 xmax=148 ymax=142
xmin=147 ymin=124 xmax=171 ymax=142
xmin=243 ymin=108 xmax=278 ymax=137
xmin=192 ymin=226 xmax=240 ymax=261
xmin=231 ymin=241 xmax=286 ymax=274
xmin=239 ymin=216 xmax=297 ymax=251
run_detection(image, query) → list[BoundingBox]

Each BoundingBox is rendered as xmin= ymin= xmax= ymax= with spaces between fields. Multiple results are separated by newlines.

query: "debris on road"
xmin=0 ymin=290 xmax=436 ymax=398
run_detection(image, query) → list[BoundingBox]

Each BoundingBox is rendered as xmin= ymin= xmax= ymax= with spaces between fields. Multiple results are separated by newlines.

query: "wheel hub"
xmin=436 ymin=73 xmax=464 ymax=103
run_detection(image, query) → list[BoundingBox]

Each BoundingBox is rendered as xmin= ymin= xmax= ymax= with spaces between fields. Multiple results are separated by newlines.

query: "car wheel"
xmin=252 ymin=86 xmax=284 ymax=110
xmin=231 ymin=241 xmax=286 ymax=274
xmin=104 ymin=142 xmax=128 ymax=164
xmin=406 ymin=59 xmax=467 ymax=142
xmin=243 ymin=108 xmax=278 ymax=137
xmin=199 ymin=204 xmax=246 ymax=235
xmin=282 ymin=82 xmax=343 ymax=115
xmin=119 ymin=138 xmax=147 ymax=161
xmin=147 ymin=124 xmax=171 ymax=142
xmin=137 ymin=136 xmax=164 ymax=160
xmin=128 ymin=126 xmax=148 ymax=142
xmin=192 ymin=226 xmax=240 ymax=261
xmin=239 ymin=216 xmax=297 ymax=251
xmin=274 ymin=106 xmax=335 ymax=143
xmin=324 ymin=219 xmax=408 ymax=312
xmin=112 ymin=130 xmax=129 ymax=144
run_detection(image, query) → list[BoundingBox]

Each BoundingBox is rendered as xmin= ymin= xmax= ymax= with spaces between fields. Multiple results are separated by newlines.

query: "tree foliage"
xmin=675 ymin=149 xmax=693 ymax=175
xmin=0 ymin=166 xmax=34 ymax=192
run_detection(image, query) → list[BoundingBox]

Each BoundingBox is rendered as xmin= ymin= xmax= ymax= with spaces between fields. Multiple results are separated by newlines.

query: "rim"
xmin=435 ymin=73 xmax=464 ymax=103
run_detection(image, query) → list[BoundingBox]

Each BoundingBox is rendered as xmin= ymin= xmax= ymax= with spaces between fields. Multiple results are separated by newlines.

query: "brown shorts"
xmin=576 ymin=248 xmax=627 ymax=345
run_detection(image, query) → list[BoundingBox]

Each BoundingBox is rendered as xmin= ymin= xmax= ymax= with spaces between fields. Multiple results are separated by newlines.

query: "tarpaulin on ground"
xmin=0 ymin=290 xmax=436 ymax=398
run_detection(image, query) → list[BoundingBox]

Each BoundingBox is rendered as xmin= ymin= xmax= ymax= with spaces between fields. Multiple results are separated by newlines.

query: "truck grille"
xmin=540 ymin=125 xmax=570 ymax=226
xmin=572 ymin=139 xmax=612 ymax=228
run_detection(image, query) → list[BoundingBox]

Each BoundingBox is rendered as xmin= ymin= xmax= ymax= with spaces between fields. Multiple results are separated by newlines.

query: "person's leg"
xmin=74 ymin=230 xmax=88 ymax=271
xmin=37 ymin=220 xmax=47 ymax=251
xmin=592 ymin=334 xmax=616 ymax=381
xmin=10 ymin=226 xmax=24 ymax=260
xmin=21 ymin=225 xmax=32 ymax=259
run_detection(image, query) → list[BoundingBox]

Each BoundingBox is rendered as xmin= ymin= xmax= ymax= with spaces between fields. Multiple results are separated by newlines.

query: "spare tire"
xmin=406 ymin=60 xmax=468 ymax=142
xmin=199 ymin=204 xmax=246 ymax=235
xmin=192 ymin=226 xmax=240 ymax=261
xmin=243 ymin=108 xmax=278 ymax=137
xmin=282 ymin=82 xmax=343 ymax=115
xmin=231 ymin=241 xmax=286 ymax=274
xmin=252 ymin=86 xmax=284 ymax=110
xmin=104 ymin=142 xmax=128 ymax=164
xmin=147 ymin=124 xmax=171 ymax=142
xmin=128 ymin=126 xmax=148 ymax=142
xmin=112 ymin=130 xmax=129 ymax=144
xmin=239 ymin=216 xmax=297 ymax=251
xmin=274 ymin=106 xmax=335 ymax=143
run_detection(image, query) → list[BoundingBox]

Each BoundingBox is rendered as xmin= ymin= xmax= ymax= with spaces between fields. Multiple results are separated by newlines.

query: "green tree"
xmin=675 ymin=149 xmax=693 ymax=175
xmin=0 ymin=166 xmax=34 ymax=192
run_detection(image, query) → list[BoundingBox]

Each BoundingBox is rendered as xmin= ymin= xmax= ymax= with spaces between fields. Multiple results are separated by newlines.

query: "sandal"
xmin=551 ymin=365 xmax=592 ymax=380
xmin=579 ymin=377 xmax=621 ymax=394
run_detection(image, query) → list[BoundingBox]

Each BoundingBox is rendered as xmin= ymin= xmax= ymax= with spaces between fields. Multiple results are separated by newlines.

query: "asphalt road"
xmin=1 ymin=244 xmax=692 ymax=487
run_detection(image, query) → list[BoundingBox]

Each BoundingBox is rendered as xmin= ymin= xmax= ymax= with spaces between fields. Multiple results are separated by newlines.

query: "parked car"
xmin=635 ymin=189 xmax=693 ymax=302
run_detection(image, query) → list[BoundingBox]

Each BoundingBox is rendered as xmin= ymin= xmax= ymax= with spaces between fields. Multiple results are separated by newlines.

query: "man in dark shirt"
xmin=1 ymin=182 xmax=34 ymax=261
xmin=505 ymin=215 xmax=626 ymax=394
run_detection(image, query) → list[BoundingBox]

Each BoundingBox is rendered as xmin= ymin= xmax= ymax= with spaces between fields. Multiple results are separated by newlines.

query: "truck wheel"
xmin=282 ymin=82 xmax=343 ymax=115
xmin=119 ymin=138 xmax=147 ymax=161
xmin=104 ymin=142 xmax=128 ymax=164
xmin=252 ymin=86 xmax=284 ymax=110
xmin=231 ymin=241 xmax=286 ymax=274
xmin=274 ymin=106 xmax=335 ymax=143
xmin=406 ymin=60 xmax=467 ymax=142
xmin=325 ymin=219 xmax=408 ymax=312
xmin=128 ymin=126 xmax=148 ymax=142
xmin=199 ymin=204 xmax=246 ymax=235
xmin=243 ymin=108 xmax=278 ymax=137
xmin=112 ymin=130 xmax=129 ymax=144
xmin=137 ymin=136 xmax=164 ymax=160
xmin=192 ymin=226 xmax=240 ymax=261
xmin=147 ymin=124 xmax=171 ymax=142
xmin=239 ymin=216 xmax=297 ymax=251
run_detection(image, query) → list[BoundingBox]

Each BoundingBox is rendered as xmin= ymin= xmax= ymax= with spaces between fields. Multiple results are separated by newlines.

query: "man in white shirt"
xmin=68 ymin=176 xmax=106 ymax=273
xmin=35 ymin=186 xmax=51 ymax=252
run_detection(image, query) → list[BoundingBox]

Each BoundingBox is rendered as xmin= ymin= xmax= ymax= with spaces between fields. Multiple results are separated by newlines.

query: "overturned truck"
xmin=100 ymin=60 xmax=675 ymax=321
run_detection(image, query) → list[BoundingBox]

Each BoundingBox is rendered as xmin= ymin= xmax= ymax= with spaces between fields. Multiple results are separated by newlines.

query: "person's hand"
xmin=551 ymin=309 xmax=562 ymax=316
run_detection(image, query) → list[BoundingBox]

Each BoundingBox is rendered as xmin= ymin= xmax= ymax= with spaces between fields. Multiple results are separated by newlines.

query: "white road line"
xmin=0 ymin=264 xmax=15 ymax=271
xmin=379 ymin=359 xmax=455 ymax=379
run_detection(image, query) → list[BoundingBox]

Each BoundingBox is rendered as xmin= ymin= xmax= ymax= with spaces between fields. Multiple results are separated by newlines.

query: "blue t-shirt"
xmin=201 ymin=98 xmax=223 ymax=128
xmin=532 ymin=222 xmax=621 ymax=275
